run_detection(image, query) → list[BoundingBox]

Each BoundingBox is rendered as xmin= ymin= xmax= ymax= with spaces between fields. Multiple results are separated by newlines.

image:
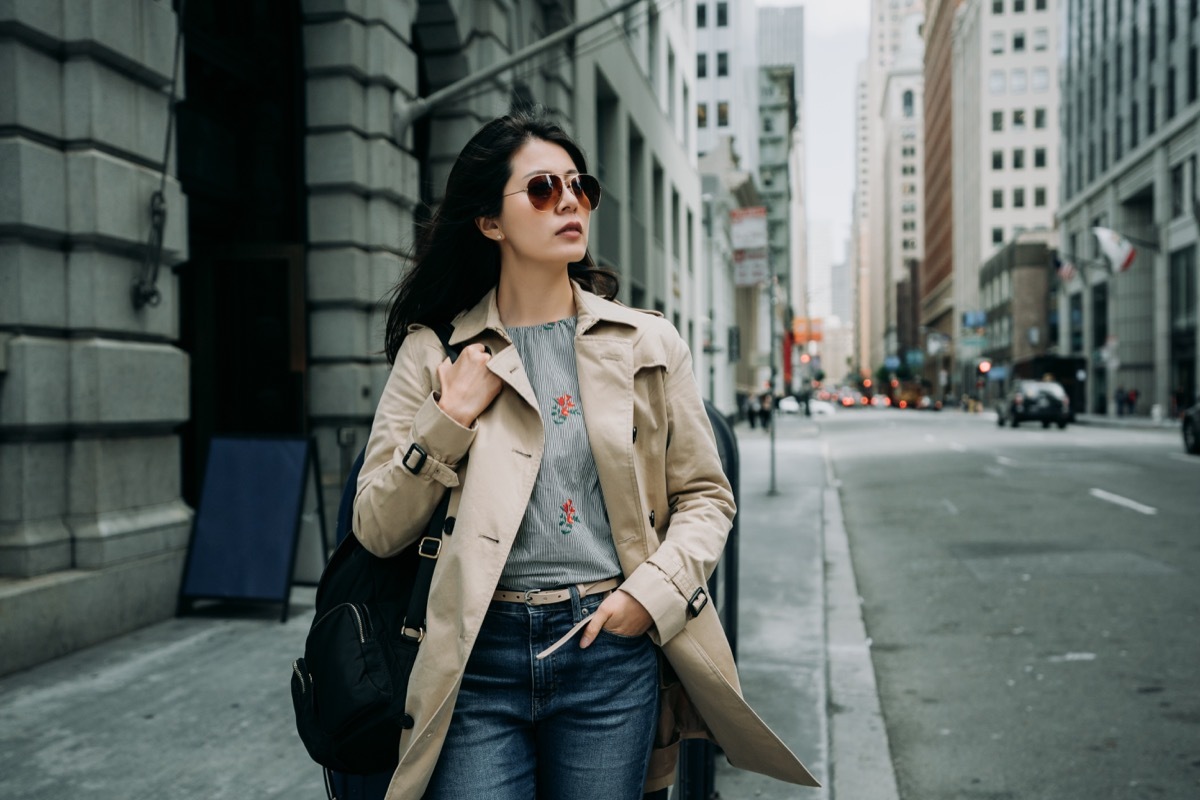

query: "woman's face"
xmin=486 ymin=138 xmax=592 ymax=272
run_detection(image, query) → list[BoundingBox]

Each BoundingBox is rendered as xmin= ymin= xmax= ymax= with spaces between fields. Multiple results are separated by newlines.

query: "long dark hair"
xmin=383 ymin=111 xmax=619 ymax=363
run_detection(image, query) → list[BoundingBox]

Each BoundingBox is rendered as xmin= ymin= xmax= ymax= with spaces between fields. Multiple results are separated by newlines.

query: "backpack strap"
xmin=401 ymin=321 xmax=460 ymax=640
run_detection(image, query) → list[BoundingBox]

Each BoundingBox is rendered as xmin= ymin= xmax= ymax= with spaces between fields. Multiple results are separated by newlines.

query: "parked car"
xmin=996 ymin=380 xmax=1070 ymax=428
xmin=1183 ymin=402 xmax=1200 ymax=455
xmin=778 ymin=395 xmax=801 ymax=414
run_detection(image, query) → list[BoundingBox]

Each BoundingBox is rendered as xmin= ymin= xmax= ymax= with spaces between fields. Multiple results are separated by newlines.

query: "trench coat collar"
xmin=447 ymin=280 xmax=655 ymax=346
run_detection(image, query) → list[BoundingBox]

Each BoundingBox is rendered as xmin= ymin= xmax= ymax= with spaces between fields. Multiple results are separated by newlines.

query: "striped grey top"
xmin=499 ymin=317 xmax=623 ymax=591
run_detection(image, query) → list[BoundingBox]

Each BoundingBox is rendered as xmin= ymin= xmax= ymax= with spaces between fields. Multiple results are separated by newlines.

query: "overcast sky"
xmin=764 ymin=0 xmax=869 ymax=268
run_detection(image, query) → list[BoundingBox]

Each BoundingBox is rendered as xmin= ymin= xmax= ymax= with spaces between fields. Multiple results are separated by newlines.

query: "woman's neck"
xmin=496 ymin=269 xmax=576 ymax=328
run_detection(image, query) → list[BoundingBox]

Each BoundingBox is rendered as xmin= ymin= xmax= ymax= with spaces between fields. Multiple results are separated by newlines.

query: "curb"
xmin=822 ymin=444 xmax=901 ymax=800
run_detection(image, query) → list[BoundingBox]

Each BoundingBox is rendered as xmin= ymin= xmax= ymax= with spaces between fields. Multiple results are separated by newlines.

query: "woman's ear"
xmin=476 ymin=216 xmax=504 ymax=241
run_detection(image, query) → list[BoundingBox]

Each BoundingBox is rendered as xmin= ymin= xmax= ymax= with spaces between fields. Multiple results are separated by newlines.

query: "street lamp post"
xmin=702 ymin=193 xmax=717 ymax=405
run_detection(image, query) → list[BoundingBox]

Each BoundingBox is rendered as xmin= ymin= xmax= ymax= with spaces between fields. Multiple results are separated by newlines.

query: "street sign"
xmin=730 ymin=207 xmax=768 ymax=249
xmin=733 ymin=249 xmax=769 ymax=286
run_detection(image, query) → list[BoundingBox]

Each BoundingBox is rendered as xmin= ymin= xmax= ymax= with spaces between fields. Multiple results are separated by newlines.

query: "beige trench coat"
xmin=355 ymin=283 xmax=819 ymax=799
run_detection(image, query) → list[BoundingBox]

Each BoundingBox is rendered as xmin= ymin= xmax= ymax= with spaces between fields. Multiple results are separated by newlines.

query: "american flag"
xmin=1055 ymin=255 xmax=1077 ymax=284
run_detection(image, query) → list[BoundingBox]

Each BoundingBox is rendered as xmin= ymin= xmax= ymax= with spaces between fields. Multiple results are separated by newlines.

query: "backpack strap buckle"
xmin=418 ymin=537 xmax=442 ymax=559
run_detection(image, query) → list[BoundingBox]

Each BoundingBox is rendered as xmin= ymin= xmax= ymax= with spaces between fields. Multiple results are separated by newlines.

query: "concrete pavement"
xmin=0 ymin=420 xmax=894 ymax=799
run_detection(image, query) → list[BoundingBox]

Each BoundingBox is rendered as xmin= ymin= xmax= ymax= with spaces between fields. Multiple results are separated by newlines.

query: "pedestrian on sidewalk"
xmin=349 ymin=111 xmax=816 ymax=800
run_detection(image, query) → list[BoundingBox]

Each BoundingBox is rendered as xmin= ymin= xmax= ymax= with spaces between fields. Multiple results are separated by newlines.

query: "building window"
xmin=1032 ymin=67 xmax=1049 ymax=92
xmin=717 ymin=51 xmax=729 ymax=77
xmin=1034 ymin=147 xmax=1047 ymax=167
xmin=993 ymin=227 xmax=1004 ymax=244
xmin=902 ymin=164 xmax=916 ymax=175
xmin=717 ymin=1 xmax=728 ymax=27
xmin=992 ymin=110 xmax=1004 ymax=131
xmin=1014 ymin=0 xmax=1025 ymax=10
xmin=1013 ymin=108 xmax=1027 ymax=129
xmin=1035 ymin=0 xmax=1046 ymax=8
xmin=1014 ymin=188 xmax=1026 ymax=208
xmin=1167 ymin=68 xmax=1177 ymax=120
xmin=1013 ymin=148 xmax=1026 ymax=169
xmin=903 ymin=202 xmax=916 ymax=214
xmin=993 ymin=0 xmax=1003 ymax=13
xmin=763 ymin=114 xmax=773 ymax=132
xmin=1033 ymin=28 xmax=1048 ymax=51
xmin=902 ymin=239 xmax=916 ymax=251
xmin=698 ymin=53 xmax=707 ymax=78
xmin=991 ymin=32 xmax=1005 ymax=53
xmin=1149 ymin=3 xmax=1158 ymax=61
xmin=1011 ymin=68 xmax=1028 ymax=93
xmin=1171 ymin=163 xmax=1186 ymax=218
xmin=1034 ymin=107 xmax=1047 ymax=128
xmin=697 ymin=2 xmax=707 ymax=28
xmin=990 ymin=70 xmax=1007 ymax=94
xmin=992 ymin=150 xmax=1004 ymax=170
xmin=1148 ymin=84 xmax=1157 ymax=135
xmin=992 ymin=189 xmax=1004 ymax=209
xmin=1034 ymin=187 xmax=1047 ymax=207
xmin=717 ymin=101 xmax=729 ymax=127
xmin=698 ymin=103 xmax=708 ymax=128
xmin=1013 ymin=31 xmax=1026 ymax=52
xmin=1191 ymin=47 xmax=1199 ymax=104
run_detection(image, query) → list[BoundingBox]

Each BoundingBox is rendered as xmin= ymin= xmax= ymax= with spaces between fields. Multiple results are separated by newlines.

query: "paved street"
xmin=4 ymin=407 xmax=1193 ymax=800
xmin=822 ymin=408 xmax=1200 ymax=800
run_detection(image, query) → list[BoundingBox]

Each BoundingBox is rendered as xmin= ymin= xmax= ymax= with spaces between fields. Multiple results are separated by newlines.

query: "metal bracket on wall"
xmin=391 ymin=0 xmax=643 ymax=143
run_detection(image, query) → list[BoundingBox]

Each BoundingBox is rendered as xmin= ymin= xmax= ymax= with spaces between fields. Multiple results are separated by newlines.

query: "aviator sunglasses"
xmin=503 ymin=173 xmax=602 ymax=211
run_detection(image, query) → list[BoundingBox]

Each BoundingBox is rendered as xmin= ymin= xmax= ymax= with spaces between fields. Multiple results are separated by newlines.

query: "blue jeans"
xmin=423 ymin=587 xmax=660 ymax=800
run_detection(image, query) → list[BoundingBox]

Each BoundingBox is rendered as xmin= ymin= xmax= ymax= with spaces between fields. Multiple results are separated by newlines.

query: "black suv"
xmin=1183 ymin=402 xmax=1200 ymax=455
xmin=997 ymin=380 xmax=1070 ymax=429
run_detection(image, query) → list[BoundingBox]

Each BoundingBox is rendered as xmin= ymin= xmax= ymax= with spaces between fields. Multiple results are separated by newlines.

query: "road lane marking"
xmin=942 ymin=499 xmax=959 ymax=515
xmin=996 ymin=456 xmax=1018 ymax=466
xmin=949 ymin=442 xmax=968 ymax=452
xmin=1089 ymin=488 xmax=1158 ymax=515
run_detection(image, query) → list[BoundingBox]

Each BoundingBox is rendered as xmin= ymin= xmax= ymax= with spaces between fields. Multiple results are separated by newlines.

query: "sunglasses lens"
xmin=525 ymin=175 xmax=561 ymax=210
xmin=573 ymin=175 xmax=601 ymax=210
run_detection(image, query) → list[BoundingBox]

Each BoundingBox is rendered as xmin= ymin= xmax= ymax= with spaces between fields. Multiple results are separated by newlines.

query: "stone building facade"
xmin=0 ymin=0 xmax=700 ymax=675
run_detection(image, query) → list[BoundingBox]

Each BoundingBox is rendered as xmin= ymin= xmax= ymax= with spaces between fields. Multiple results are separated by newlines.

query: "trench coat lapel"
xmin=485 ymin=343 xmax=539 ymax=413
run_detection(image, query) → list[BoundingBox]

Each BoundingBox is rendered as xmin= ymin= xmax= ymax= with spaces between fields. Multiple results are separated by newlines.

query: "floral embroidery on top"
xmin=551 ymin=393 xmax=581 ymax=425
xmin=559 ymin=499 xmax=578 ymax=535
xmin=542 ymin=321 xmax=557 ymax=330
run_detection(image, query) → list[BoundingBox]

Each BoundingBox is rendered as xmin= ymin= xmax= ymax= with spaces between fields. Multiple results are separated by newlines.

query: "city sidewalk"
xmin=0 ymin=420 xmax=892 ymax=800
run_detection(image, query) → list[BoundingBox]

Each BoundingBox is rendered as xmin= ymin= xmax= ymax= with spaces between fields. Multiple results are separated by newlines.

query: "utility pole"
xmin=768 ymin=266 xmax=778 ymax=496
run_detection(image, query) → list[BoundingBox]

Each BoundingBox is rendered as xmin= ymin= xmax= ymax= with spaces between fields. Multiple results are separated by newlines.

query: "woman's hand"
xmin=436 ymin=343 xmax=503 ymax=428
xmin=580 ymin=590 xmax=653 ymax=648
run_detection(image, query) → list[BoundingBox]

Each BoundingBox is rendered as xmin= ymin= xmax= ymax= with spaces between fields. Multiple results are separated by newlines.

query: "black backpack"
xmin=291 ymin=324 xmax=458 ymax=778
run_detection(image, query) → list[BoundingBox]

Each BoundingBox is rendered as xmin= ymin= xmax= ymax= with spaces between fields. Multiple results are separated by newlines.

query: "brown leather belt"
xmin=492 ymin=577 xmax=621 ymax=607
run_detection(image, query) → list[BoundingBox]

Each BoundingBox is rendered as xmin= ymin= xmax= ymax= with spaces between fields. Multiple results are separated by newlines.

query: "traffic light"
xmin=977 ymin=359 xmax=992 ymax=375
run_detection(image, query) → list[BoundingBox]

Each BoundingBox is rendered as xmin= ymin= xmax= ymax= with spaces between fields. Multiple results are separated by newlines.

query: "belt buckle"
xmin=523 ymin=588 xmax=540 ymax=606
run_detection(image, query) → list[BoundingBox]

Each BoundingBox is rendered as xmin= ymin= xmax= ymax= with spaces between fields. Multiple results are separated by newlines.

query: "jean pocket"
xmin=596 ymin=627 xmax=646 ymax=643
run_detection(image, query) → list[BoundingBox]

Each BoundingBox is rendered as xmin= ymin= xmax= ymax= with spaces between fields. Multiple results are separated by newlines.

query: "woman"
xmin=354 ymin=112 xmax=817 ymax=800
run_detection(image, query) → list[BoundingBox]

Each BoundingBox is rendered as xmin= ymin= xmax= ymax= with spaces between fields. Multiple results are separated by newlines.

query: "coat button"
xmin=649 ymin=510 xmax=655 ymax=526
xmin=402 ymin=713 xmax=415 ymax=729
xmin=632 ymin=426 xmax=638 ymax=443
xmin=443 ymin=516 xmax=456 ymax=535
